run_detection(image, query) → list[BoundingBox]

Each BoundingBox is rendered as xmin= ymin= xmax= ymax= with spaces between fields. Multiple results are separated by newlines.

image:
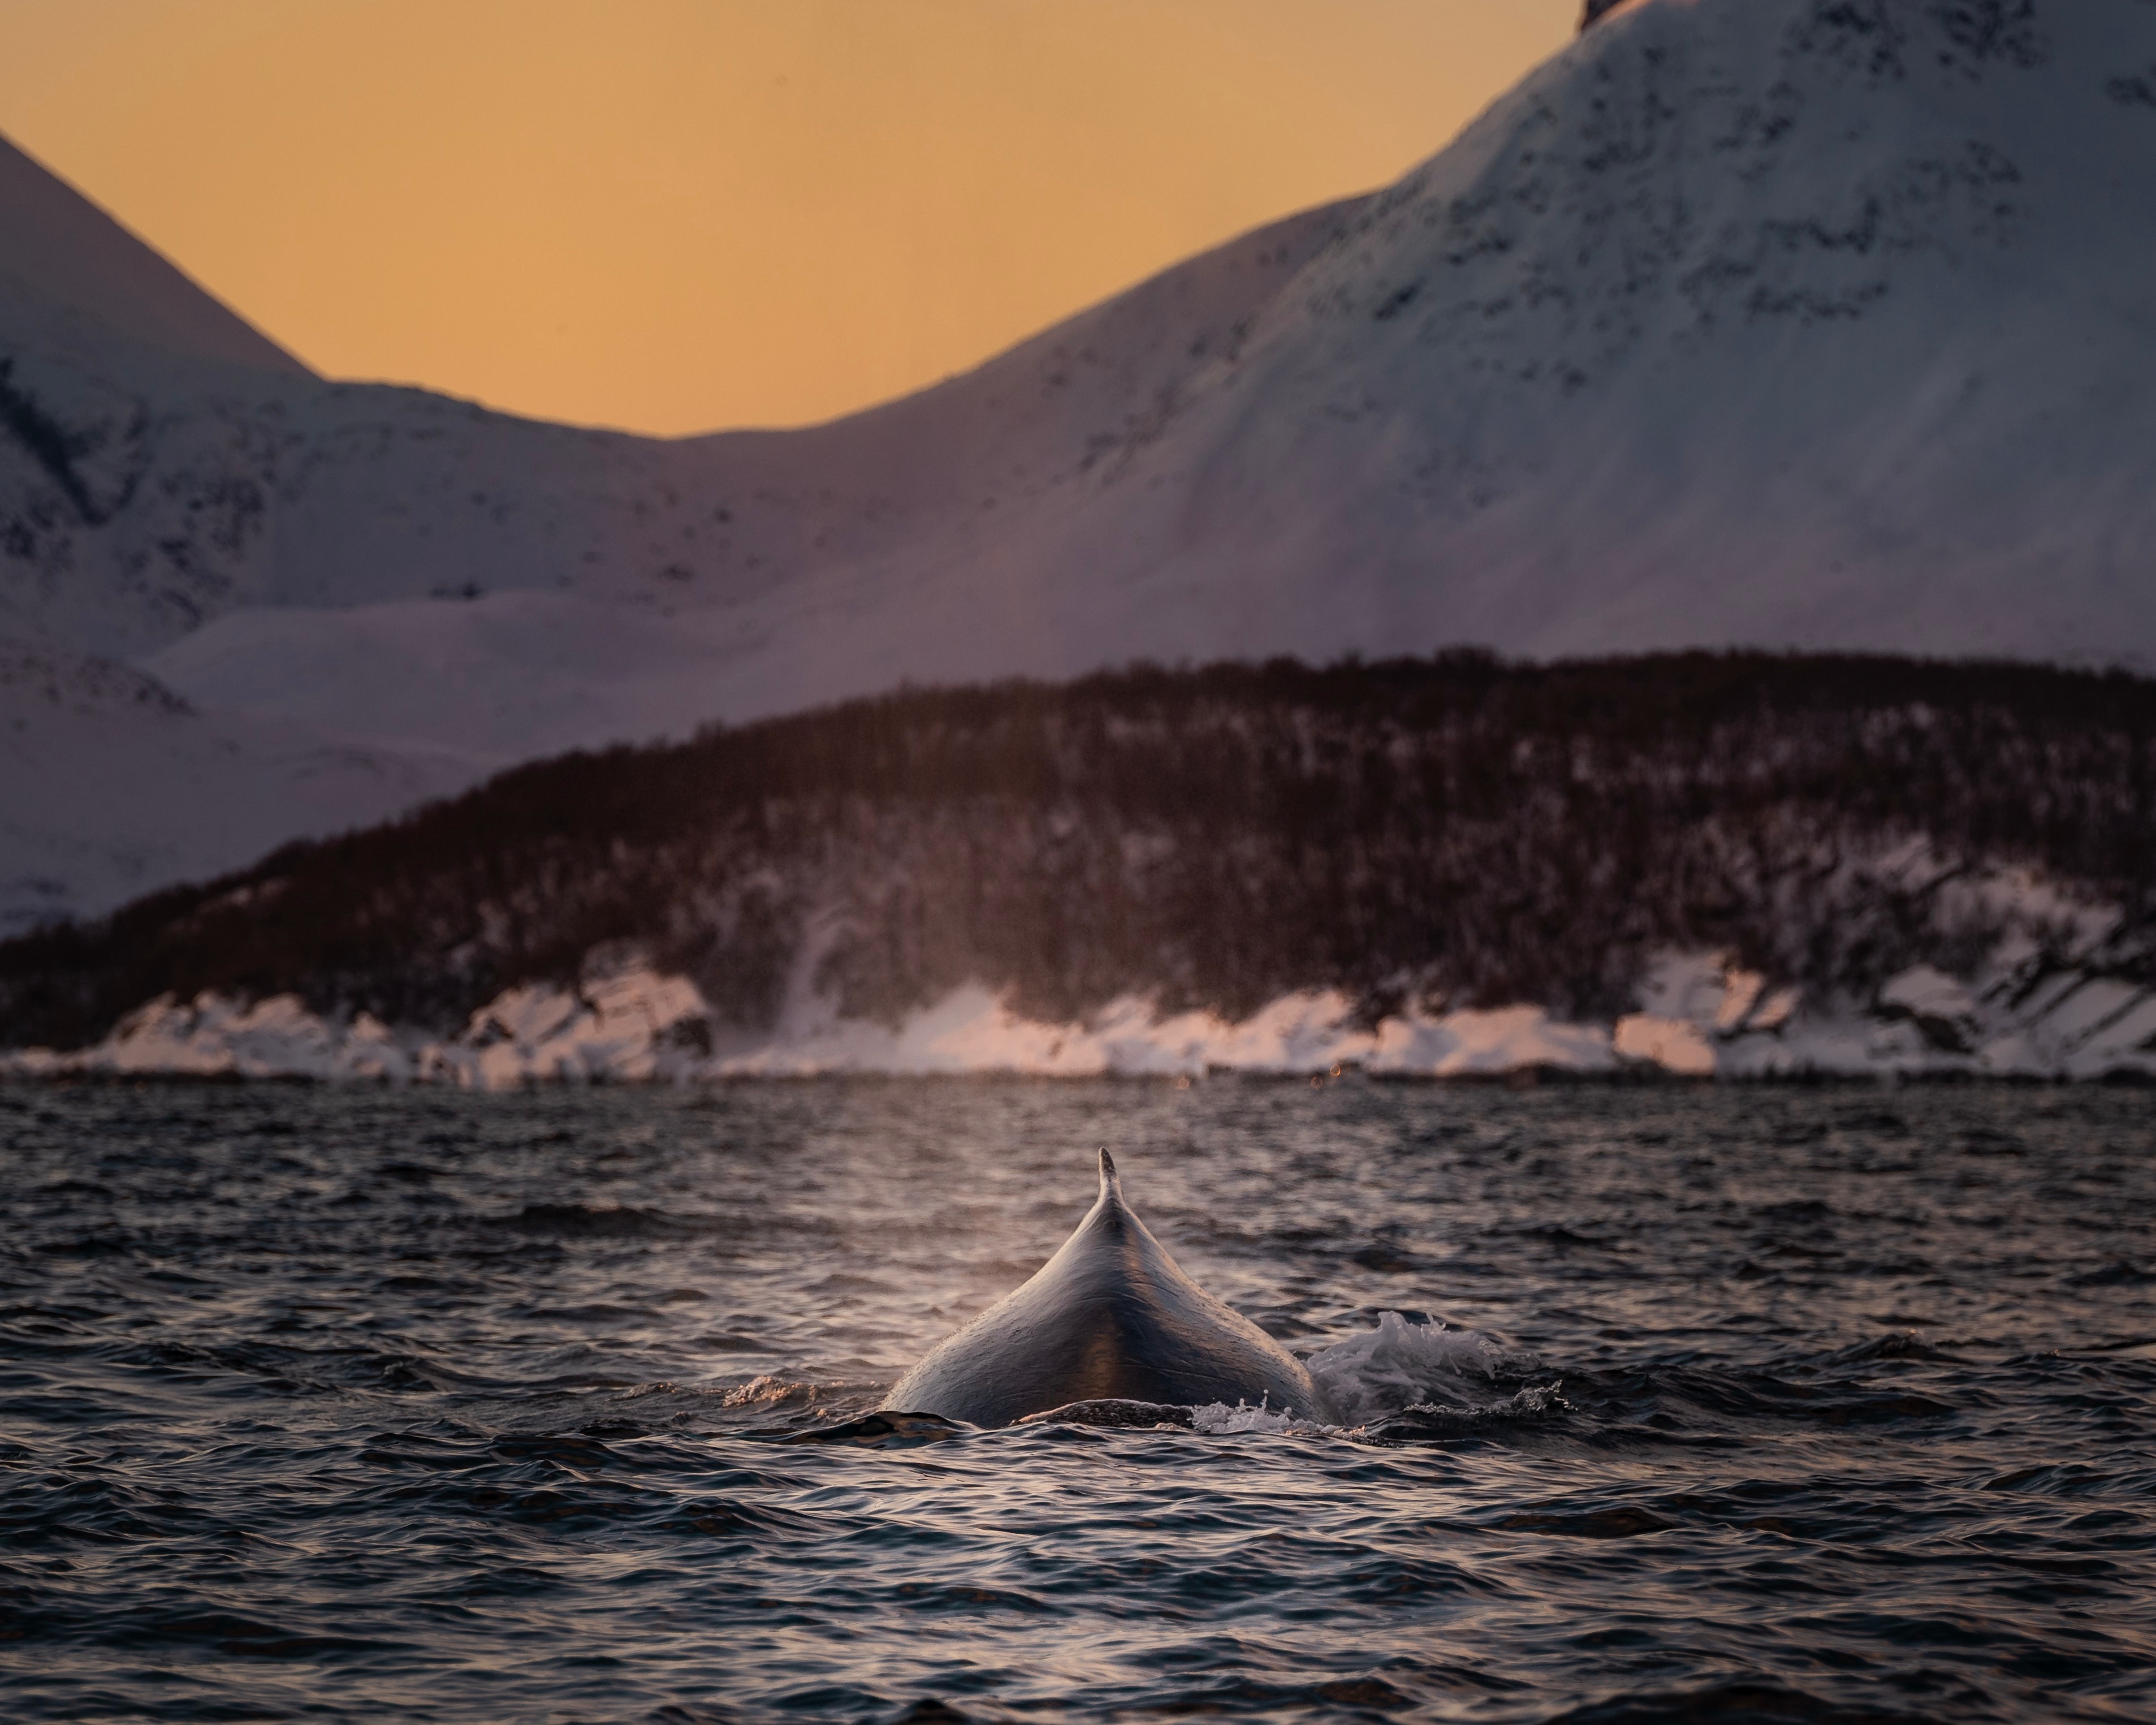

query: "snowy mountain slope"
xmin=826 ymin=0 xmax=2156 ymax=679
xmin=8 ymin=0 xmax=2156 ymax=929
xmin=117 ymin=193 xmax=1369 ymax=748
xmin=1101 ymin=0 xmax=2156 ymax=665
xmin=0 ymin=640 xmax=485 ymax=935
xmin=137 ymin=0 xmax=2156 ymax=750
xmin=1 ymin=178 xmax=1365 ymax=660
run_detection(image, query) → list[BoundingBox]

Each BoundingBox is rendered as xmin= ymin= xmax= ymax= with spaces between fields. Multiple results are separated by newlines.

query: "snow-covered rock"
xmin=421 ymin=959 xmax=715 ymax=1088
xmin=17 ymin=928 xmax=2152 ymax=1085
xmin=1878 ymin=964 xmax=1985 ymax=1051
xmin=1613 ymin=1014 xmax=1718 ymax=1077
xmin=8 ymin=991 xmax=418 ymax=1082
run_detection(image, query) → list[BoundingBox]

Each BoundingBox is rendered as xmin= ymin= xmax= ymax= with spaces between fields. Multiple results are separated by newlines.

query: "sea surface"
xmin=2 ymin=1079 xmax=2152 ymax=1723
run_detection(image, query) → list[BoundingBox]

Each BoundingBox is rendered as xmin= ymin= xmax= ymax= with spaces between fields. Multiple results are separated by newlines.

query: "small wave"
xmin=1568 ymin=1364 xmax=1958 ymax=1433
xmin=2069 ymin=1261 xmax=2155 ymax=1288
xmin=1497 ymin=1503 xmax=1676 ymax=1539
xmin=1798 ymin=1332 xmax=1965 ymax=1370
xmin=1364 ymin=1382 xmax=1573 ymax=1443
xmin=720 ymin=1373 xmax=816 ymax=1411
xmin=1544 ymin=1679 xmax=1929 ymax=1724
xmin=781 ymin=1411 xmax=969 ymax=1448
xmin=101 ymin=1608 xmax=390 ymax=1660
xmin=378 ymin=1161 xmax=446 ymax=1183
xmin=712 ymin=1373 xmax=888 ymax=1433
xmin=1502 ymin=1222 xmax=1625 ymax=1251
xmin=1306 ymin=1310 xmax=1514 ymax=1425
xmin=486 ymin=1433 xmax=633 ymax=1469
xmin=1190 ymin=1398 xmax=1335 ymax=1437
xmin=493 ymin=1202 xmax=730 ymax=1240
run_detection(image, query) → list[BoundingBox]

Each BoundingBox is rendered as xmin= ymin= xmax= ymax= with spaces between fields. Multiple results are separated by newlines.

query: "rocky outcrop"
xmin=16 ymin=934 xmax=2153 ymax=1083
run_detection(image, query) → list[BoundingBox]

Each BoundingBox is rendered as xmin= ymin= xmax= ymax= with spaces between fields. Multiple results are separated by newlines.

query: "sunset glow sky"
xmin=5 ymin=1 xmax=1580 ymax=435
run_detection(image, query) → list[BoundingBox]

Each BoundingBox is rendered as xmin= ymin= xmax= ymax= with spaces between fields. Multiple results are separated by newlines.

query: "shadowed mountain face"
xmin=4 ymin=0 xmax=2155 ymax=930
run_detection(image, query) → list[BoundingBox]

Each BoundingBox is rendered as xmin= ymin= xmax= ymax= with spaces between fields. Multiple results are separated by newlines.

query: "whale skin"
xmin=884 ymin=1149 xmax=1330 ymax=1427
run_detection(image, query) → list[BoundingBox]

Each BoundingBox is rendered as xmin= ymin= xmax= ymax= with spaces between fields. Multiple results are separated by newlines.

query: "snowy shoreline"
xmin=8 ymin=948 xmax=2153 ymax=1087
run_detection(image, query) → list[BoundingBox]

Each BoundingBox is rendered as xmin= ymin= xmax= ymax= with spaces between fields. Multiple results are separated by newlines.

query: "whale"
xmin=885 ymin=1149 xmax=1332 ymax=1427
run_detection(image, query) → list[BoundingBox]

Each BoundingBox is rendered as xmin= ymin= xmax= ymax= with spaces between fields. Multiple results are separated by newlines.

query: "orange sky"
xmin=3 ymin=1 xmax=1580 ymax=435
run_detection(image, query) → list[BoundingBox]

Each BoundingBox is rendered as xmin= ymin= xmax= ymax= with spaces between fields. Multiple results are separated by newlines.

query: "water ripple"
xmin=1 ymin=1081 xmax=2151 ymax=1720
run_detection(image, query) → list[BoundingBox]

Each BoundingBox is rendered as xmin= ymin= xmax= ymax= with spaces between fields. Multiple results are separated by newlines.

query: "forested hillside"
xmin=4 ymin=652 xmax=2152 ymax=1058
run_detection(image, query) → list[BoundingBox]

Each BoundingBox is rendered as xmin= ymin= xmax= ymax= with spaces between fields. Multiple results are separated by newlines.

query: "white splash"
xmin=1305 ymin=1311 xmax=1509 ymax=1427
xmin=1187 ymin=1399 xmax=1334 ymax=1437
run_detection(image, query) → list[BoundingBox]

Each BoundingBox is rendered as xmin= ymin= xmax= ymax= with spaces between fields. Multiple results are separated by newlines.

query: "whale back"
xmin=885 ymin=1150 xmax=1327 ymax=1426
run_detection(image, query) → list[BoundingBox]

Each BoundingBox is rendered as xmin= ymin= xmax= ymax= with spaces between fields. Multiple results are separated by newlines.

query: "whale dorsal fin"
xmin=884 ymin=1138 xmax=1332 ymax=1424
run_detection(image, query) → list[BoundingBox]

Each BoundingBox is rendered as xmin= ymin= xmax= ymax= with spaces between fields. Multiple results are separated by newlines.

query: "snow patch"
xmin=4 ymin=993 xmax=412 ymax=1082
xmin=1613 ymin=1015 xmax=1717 ymax=1077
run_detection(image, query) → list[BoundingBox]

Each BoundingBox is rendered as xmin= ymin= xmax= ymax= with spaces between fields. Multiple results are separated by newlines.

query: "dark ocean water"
xmin=2 ymin=1079 xmax=2152 ymax=1724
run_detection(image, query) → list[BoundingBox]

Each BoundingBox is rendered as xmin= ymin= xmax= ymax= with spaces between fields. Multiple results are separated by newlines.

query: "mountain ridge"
xmin=0 ymin=132 xmax=310 ymax=381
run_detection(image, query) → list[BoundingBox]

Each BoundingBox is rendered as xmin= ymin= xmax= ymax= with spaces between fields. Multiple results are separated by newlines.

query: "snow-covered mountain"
xmin=6 ymin=0 xmax=2156 ymax=928
xmin=0 ymin=137 xmax=483 ymax=929
xmin=0 ymin=126 xmax=1362 ymax=924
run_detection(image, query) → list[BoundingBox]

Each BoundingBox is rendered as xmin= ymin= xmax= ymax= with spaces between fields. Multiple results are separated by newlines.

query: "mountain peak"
xmin=0 ymin=131 xmax=310 ymax=378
